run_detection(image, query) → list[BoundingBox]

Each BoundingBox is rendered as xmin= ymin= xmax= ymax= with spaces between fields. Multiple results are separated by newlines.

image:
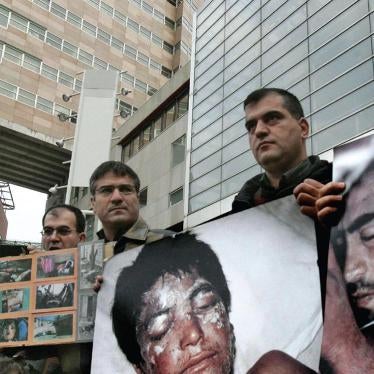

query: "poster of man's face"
xmin=332 ymin=135 xmax=374 ymax=331
xmin=92 ymin=196 xmax=322 ymax=373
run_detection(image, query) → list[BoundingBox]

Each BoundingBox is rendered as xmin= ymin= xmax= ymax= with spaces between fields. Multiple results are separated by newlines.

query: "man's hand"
xmin=93 ymin=275 xmax=103 ymax=293
xmin=293 ymin=179 xmax=345 ymax=226
xmin=26 ymin=245 xmax=45 ymax=254
xmin=315 ymin=181 xmax=345 ymax=227
xmin=248 ymin=350 xmax=316 ymax=373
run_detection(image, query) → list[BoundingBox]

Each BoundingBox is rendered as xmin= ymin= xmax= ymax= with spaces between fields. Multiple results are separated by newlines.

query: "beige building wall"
xmin=0 ymin=0 xmax=201 ymax=146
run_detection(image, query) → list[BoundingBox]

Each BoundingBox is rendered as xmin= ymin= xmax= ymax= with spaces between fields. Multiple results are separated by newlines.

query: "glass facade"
xmin=189 ymin=0 xmax=374 ymax=214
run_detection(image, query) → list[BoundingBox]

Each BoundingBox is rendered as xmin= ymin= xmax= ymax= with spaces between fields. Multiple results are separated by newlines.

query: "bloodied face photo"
xmin=92 ymin=196 xmax=322 ymax=373
xmin=0 ymin=258 xmax=32 ymax=284
xmin=331 ymin=135 xmax=374 ymax=331
xmin=0 ymin=318 xmax=28 ymax=342
xmin=111 ymin=233 xmax=234 ymax=374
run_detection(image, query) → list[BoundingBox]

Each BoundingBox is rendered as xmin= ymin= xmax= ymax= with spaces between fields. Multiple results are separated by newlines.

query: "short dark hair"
xmin=112 ymin=232 xmax=231 ymax=366
xmin=243 ymin=88 xmax=304 ymax=119
xmin=89 ymin=161 xmax=140 ymax=195
xmin=42 ymin=204 xmax=85 ymax=233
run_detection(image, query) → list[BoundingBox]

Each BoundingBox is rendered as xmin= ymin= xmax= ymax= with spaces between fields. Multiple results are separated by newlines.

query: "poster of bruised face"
xmin=92 ymin=195 xmax=322 ymax=373
xmin=321 ymin=134 xmax=374 ymax=373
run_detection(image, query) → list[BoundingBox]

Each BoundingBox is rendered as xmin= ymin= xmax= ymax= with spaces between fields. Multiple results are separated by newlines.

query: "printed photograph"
xmin=0 ymin=258 xmax=32 ymax=284
xmin=33 ymin=313 xmax=74 ymax=342
xmin=321 ymin=135 xmax=374 ymax=373
xmin=36 ymin=252 xmax=75 ymax=279
xmin=77 ymin=292 xmax=97 ymax=341
xmin=79 ymin=241 xmax=104 ymax=290
xmin=0 ymin=288 xmax=30 ymax=313
xmin=92 ymin=196 xmax=322 ymax=373
xmin=35 ymin=282 xmax=75 ymax=310
xmin=0 ymin=317 xmax=28 ymax=343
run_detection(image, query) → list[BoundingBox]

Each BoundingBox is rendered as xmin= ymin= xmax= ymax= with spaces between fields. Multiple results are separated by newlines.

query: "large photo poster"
xmin=92 ymin=195 xmax=322 ymax=373
xmin=321 ymin=134 xmax=374 ymax=372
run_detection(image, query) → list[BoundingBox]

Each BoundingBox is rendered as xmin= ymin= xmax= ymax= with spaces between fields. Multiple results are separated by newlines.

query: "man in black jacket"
xmin=232 ymin=88 xmax=332 ymax=314
xmin=232 ymin=88 xmax=332 ymax=212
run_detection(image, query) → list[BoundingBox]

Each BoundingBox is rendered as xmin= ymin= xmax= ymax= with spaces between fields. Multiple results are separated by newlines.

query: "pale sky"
xmin=5 ymin=184 xmax=47 ymax=243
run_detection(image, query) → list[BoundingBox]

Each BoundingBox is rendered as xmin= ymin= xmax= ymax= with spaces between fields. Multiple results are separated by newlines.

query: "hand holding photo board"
xmin=92 ymin=195 xmax=322 ymax=373
xmin=0 ymin=248 xmax=77 ymax=347
xmin=0 ymin=241 xmax=105 ymax=347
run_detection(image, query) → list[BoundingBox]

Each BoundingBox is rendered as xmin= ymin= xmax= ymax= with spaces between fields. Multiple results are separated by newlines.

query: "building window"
xmin=50 ymin=2 xmax=66 ymax=19
xmin=9 ymin=13 xmax=28 ymax=32
xmin=172 ymin=135 xmax=186 ymax=167
xmin=177 ymin=93 xmax=188 ymax=118
xmin=127 ymin=18 xmax=139 ymax=33
xmin=67 ymin=11 xmax=81 ymax=28
xmin=139 ymin=187 xmax=148 ymax=207
xmin=62 ymin=40 xmax=78 ymax=58
xmin=46 ymin=32 xmax=62 ymax=49
xmin=41 ymin=64 xmax=58 ymax=81
xmin=58 ymin=72 xmax=74 ymax=88
xmin=82 ymin=20 xmax=96 ymax=37
xmin=18 ymin=88 xmax=36 ymax=106
xmin=165 ymin=17 xmax=175 ymax=30
xmin=170 ymin=187 xmax=183 ymax=206
xmin=4 ymin=45 xmax=22 ymax=65
xmin=28 ymin=22 xmax=46 ymax=40
xmin=36 ymin=96 xmax=53 ymax=114
xmin=97 ymin=29 xmax=111 ymax=45
xmin=164 ymin=103 xmax=176 ymax=129
xmin=163 ymin=41 xmax=174 ymax=54
xmin=125 ymin=45 xmax=137 ymax=60
xmin=23 ymin=54 xmax=42 ymax=73
xmin=0 ymin=80 xmax=17 ymax=99
xmin=161 ymin=66 xmax=172 ymax=78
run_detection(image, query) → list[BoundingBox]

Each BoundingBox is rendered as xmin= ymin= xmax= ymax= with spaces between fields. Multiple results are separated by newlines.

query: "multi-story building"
xmin=0 ymin=0 xmax=202 ymax=193
xmin=186 ymin=0 xmax=374 ymax=227
xmin=111 ymin=61 xmax=190 ymax=231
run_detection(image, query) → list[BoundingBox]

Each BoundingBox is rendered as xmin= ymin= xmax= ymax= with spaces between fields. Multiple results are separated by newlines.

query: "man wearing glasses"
xmin=40 ymin=204 xmax=86 ymax=251
xmin=89 ymin=161 xmax=170 ymax=256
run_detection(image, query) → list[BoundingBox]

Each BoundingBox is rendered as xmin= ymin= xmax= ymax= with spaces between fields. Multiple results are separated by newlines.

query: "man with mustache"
xmin=335 ymin=160 xmax=374 ymax=331
xmin=90 ymin=161 xmax=171 ymax=257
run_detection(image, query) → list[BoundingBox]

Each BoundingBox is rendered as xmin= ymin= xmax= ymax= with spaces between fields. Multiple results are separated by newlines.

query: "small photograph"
xmin=0 ymin=258 xmax=32 ymax=284
xmin=36 ymin=252 xmax=75 ymax=279
xmin=77 ymin=292 xmax=97 ymax=341
xmin=33 ymin=313 xmax=73 ymax=342
xmin=0 ymin=317 xmax=28 ymax=343
xmin=79 ymin=241 xmax=103 ymax=290
xmin=35 ymin=282 xmax=75 ymax=310
xmin=0 ymin=288 xmax=30 ymax=313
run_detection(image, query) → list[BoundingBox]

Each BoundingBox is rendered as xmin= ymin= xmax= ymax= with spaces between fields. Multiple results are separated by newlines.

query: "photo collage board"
xmin=0 ymin=240 xmax=105 ymax=347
